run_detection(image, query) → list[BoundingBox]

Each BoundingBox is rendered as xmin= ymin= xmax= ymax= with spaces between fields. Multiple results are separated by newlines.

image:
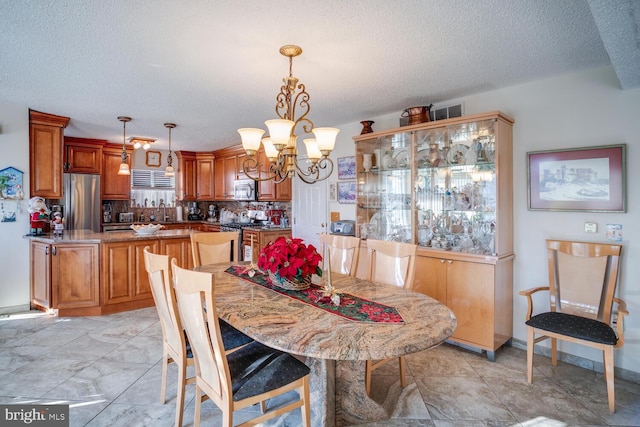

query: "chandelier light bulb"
xmin=303 ymin=138 xmax=322 ymax=161
xmin=238 ymin=128 xmax=265 ymax=153
xmin=312 ymin=127 xmax=340 ymax=152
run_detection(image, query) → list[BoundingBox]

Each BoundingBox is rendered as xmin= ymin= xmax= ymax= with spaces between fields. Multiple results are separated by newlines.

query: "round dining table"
xmin=197 ymin=262 xmax=456 ymax=426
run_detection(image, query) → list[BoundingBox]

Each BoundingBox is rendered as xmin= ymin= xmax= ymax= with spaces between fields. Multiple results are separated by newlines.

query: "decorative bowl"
xmin=131 ymin=223 xmax=164 ymax=235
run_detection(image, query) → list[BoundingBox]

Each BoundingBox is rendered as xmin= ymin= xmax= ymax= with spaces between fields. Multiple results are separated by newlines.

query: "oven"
xmin=220 ymin=222 xmax=265 ymax=261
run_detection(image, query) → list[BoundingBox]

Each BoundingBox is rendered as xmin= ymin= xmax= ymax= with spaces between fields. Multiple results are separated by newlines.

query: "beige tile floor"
xmin=0 ymin=308 xmax=638 ymax=426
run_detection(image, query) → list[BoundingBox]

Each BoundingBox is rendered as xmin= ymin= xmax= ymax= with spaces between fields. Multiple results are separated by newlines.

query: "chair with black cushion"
xmin=364 ymin=239 xmax=417 ymax=396
xmin=319 ymin=233 xmax=361 ymax=277
xmin=191 ymin=231 xmax=240 ymax=266
xmin=171 ymin=259 xmax=311 ymax=427
xmin=519 ymin=239 xmax=628 ymax=413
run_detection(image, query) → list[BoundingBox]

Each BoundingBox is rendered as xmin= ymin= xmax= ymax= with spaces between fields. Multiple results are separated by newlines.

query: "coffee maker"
xmin=102 ymin=203 xmax=112 ymax=223
xmin=187 ymin=202 xmax=203 ymax=220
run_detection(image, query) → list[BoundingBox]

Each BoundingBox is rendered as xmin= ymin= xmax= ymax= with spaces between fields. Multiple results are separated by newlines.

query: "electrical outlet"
xmin=584 ymin=222 xmax=598 ymax=233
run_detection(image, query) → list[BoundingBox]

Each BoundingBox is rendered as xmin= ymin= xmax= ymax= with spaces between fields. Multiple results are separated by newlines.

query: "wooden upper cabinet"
xmin=213 ymin=146 xmax=244 ymax=201
xmin=176 ymin=151 xmax=197 ymax=201
xmin=64 ymin=137 xmax=104 ymax=174
xmin=101 ymin=143 xmax=133 ymax=200
xmin=196 ymin=153 xmax=215 ymax=200
xmin=29 ymin=110 xmax=70 ymax=198
xmin=256 ymin=149 xmax=292 ymax=201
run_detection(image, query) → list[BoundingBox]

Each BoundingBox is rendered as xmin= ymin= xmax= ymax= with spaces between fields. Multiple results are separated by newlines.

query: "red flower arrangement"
xmin=257 ymin=236 xmax=323 ymax=282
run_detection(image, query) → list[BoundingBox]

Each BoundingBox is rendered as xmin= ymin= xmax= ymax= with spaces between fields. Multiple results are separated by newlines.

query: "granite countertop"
xmin=26 ymin=229 xmax=196 ymax=243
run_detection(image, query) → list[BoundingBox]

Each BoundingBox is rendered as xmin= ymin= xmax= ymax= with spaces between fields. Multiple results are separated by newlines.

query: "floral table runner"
xmin=225 ymin=266 xmax=404 ymax=324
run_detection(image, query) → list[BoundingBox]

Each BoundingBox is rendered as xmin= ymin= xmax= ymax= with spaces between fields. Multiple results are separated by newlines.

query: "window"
xmin=130 ymin=169 xmax=176 ymax=207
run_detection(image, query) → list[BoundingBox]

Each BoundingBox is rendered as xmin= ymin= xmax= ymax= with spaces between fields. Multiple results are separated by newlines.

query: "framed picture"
xmin=337 ymin=181 xmax=356 ymax=204
xmin=527 ymin=144 xmax=626 ymax=212
xmin=337 ymin=156 xmax=356 ymax=179
xmin=145 ymin=150 xmax=162 ymax=167
xmin=328 ymin=182 xmax=337 ymax=202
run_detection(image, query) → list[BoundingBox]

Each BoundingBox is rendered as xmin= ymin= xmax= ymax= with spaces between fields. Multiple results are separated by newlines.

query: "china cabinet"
xmin=353 ymin=111 xmax=514 ymax=360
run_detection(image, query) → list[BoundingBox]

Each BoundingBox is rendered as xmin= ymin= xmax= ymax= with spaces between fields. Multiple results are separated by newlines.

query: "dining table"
xmin=196 ymin=262 xmax=457 ymax=426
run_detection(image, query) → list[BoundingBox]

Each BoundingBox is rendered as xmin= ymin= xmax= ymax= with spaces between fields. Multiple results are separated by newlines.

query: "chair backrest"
xmin=319 ymin=233 xmax=361 ymax=277
xmin=143 ymin=247 xmax=185 ymax=357
xmin=172 ymin=259 xmax=231 ymax=401
xmin=546 ymin=239 xmax=622 ymax=322
xmin=366 ymin=239 xmax=417 ymax=288
xmin=191 ymin=231 xmax=240 ymax=267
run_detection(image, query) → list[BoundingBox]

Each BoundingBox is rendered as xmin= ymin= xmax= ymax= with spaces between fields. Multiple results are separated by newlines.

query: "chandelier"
xmin=238 ymin=45 xmax=339 ymax=184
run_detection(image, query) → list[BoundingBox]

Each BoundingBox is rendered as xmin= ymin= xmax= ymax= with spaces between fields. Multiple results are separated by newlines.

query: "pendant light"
xmin=164 ymin=123 xmax=176 ymax=177
xmin=117 ymin=116 xmax=132 ymax=175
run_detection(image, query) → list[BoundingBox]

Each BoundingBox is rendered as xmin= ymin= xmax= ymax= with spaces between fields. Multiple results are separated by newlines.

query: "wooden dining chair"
xmin=364 ymin=239 xmax=417 ymax=395
xmin=520 ymin=239 xmax=628 ymax=413
xmin=171 ymin=260 xmax=311 ymax=427
xmin=319 ymin=233 xmax=361 ymax=277
xmin=190 ymin=231 xmax=240 ymax=266
xmin=143 ymin=247 xmax=194 ymax=427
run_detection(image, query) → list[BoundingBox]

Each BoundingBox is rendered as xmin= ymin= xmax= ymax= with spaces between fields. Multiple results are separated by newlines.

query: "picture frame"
xmin=527 ymin=144 xmax=626 ymax=212
xmin=328 ymin=182 xmax=337 ymax=202
xmin=337 ymin=181 xmax=356 ymax=204
xmin=145 ymin=150 xmax=162 ymax=167
xmin=337 ymin=156 xmax=356 ymax=179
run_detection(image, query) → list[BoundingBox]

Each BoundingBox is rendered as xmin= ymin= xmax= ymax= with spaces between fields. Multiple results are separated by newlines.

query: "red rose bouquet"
xmin=258 ymin=236 xmax=323 ymax=282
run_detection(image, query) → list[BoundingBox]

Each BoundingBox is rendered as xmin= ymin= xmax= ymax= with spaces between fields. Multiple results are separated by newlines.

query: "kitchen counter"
xmin=28 ymin=229 xmax=195 ymax=244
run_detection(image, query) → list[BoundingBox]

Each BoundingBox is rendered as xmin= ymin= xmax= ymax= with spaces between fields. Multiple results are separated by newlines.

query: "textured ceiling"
xmin=1 ymin=0 xmax=637 ymax=152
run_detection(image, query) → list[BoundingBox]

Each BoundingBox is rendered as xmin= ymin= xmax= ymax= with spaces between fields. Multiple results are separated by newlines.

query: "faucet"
xmin=159 ymin=200 xmax=170 ymax=222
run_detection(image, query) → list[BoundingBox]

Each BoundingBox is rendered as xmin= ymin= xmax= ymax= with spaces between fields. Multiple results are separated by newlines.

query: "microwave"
xmin=234 ymin=179 xmax=257 ymax=201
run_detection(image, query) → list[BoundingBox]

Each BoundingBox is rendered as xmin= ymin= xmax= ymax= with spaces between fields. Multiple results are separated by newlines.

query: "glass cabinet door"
xmin=414 ymin=118 xmax=497 ymax=254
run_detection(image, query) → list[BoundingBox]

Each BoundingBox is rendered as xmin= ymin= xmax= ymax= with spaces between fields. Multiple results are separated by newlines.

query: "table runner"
xmin=225 ymin=266 xmax=404 ymax=324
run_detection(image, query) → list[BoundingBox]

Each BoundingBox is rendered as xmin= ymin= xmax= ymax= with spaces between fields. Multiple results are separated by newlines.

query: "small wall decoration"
xmin=606 ymin=224 xmax=623 ymax=242
xmin=328 ymin=182 xmax=337 ymax=202
xmin=337 ymin=181 xmax=356 ymax=204
xmin=1 ymin=202 xmax=17 ymax=222
xmin=527 ymin=144 xmax=626 ymax=212
xmin=145 ymin=150 xmax=162 ymax=167
xmin=0 ymin=167 xmax=25 ymax=200
xmin=337 ymin=156 xmax=356 ymax=180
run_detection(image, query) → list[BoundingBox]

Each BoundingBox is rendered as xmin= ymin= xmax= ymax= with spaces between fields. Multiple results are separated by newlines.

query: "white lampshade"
xmin=262 ymin=138 xmax=279 ymax=160
xmin=303 ymin=138 xmax=322 ymax=160
xmin=118 ymin=162 xmax=131 ymax=175
xmin=238 ymin=128 xmax=265 ymax=152
xmin=312 ymin=127 xmax=339 ymax=152
xmin=164 ymin=165 xmax=175 ymax=177
xmin=265 ymin=119 xmax=294 ymax=148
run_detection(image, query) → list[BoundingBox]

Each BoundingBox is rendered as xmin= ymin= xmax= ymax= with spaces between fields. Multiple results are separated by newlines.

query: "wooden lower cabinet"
xmin=30 ymin=241 xmax=100 ymax=315
xmin=161 ymin=237 xmax=193 ymax=269
xmin=413 ymin=251 xmax=513 ymax=361
xmin=242 ymin=229 xmax=291 ymax=263
xmin=102 ymin=240 xmax=157 ymax=308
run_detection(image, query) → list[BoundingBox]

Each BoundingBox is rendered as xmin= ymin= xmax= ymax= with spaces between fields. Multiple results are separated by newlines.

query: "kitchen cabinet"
xmin=102 ymin=239 xmax=157 ymax=306
xmin=64 ymin=137 xmax=104 ymax=174
xmin=29 ymin=110 xmax=70 ymax=198
xmin=256 ymin=148 xmax=292 ymax=201
xmin=175 ymin=151 xmax=214 ymax=201
xmin=353 ymin=111 xmax=514 ymax=359
xmin=160 ymin=237 xmax=193 ymax=269
xmin=176 ymin=151 xmax=197 ymax=201
xmin=242 ymin=228 xmax=291 ymax=263
xmin=101 ymin=143 xmax=133 ymax=200
xmin=30 ymin=241 xmax=100 ymax=315
xmin=214 ymin=147 xmax=243 ymax=200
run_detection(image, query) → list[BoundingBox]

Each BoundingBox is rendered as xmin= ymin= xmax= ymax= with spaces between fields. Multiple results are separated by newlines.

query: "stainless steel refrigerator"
xmin=63 ymin=173 xmax=101 ymax=232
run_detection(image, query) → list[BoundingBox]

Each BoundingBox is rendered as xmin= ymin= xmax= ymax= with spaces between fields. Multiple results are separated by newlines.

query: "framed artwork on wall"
xmin=337 ymin=156 xmax=356 ymax=179
xmin=328 ymin=182 xmax=337 ymax=202
xmin=527 ymin=144 xmax=626 ymax=212
xmin=337 ymin=181 xmax=356 ymax=204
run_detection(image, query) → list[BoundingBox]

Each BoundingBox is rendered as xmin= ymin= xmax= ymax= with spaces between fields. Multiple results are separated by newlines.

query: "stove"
xmin=219 ymin=222 xmax=266 ymax=261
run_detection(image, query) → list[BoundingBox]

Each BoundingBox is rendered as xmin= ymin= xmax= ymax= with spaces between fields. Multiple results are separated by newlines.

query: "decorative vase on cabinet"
xmin=353 ymin=111 xmax=515 ymax=360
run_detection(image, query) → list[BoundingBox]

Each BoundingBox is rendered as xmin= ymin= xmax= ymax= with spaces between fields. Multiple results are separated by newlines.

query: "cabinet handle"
xmin=52 ymin=246 xmax=57 ymax=256
xmin=45 ymin=246 xmax=49 ymax=255
xmin=447 ymin=260 xmax=453 ymax=264
xmin=440 ymin=259 xmax=445 ymax=263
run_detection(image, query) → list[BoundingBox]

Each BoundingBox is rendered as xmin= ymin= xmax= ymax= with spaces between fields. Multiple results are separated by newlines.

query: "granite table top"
xmin=197 ymin=262 xmax=457 ymax=361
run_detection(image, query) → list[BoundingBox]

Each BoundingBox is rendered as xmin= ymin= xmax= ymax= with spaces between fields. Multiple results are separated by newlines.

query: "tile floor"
xmin=0 ymin=308 xmax=638 ymax=426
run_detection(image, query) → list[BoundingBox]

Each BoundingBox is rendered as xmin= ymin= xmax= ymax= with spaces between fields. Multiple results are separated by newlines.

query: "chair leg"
xmin=259 ymin=400 xmax=267 ymax=413
xmin=160 ymin=353 xmax=169 ymax=404
xmin=365 ymin=360 xmax=373 ymax=395
xmin=301 ymin=376 xmax=311 ymax=427
xmin=175 ymin=361 xmax=186 ymax=427
xmin=526 ymin=327 xmax=534 ymax=383
xmin=399 ymin=356 xmax=408 ymax=388
xmin=194 ymin=386 xmax=202 ymax=427
xmin=551 ymin=337 xmax=557 ymax=366
xmin=603 ymin=346 xmax=615 ymax=413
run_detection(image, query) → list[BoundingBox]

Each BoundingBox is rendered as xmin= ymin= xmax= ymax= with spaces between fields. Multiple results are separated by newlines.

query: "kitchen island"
xmin=28 ymin=229 xmax=196 ymax=316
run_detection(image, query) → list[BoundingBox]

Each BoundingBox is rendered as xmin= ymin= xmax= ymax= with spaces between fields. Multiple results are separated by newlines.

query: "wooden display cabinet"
xmin=353 ymin=111 xmax=515 ymax=359
xmin=29 ymin=110 xmax=70 ymax=198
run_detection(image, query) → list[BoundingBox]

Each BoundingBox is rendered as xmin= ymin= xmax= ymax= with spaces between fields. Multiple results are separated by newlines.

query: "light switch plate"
xmin=584 ymin=222 xmax=598 ymax=233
